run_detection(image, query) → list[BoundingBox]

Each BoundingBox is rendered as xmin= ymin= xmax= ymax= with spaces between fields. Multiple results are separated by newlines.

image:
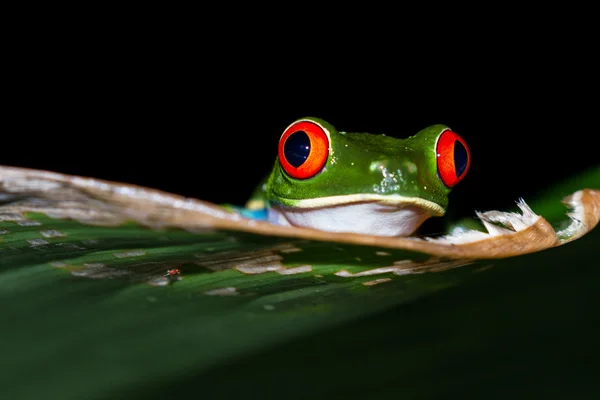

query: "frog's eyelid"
xmin=433 ymin=127 xmax=452 ymax=149
xmin=282 ymin=119 xmax=332 ymax=145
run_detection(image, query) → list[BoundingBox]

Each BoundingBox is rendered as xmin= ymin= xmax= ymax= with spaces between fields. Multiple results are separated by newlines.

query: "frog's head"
xmin=266 ymin=117 xmax=471 ymax=236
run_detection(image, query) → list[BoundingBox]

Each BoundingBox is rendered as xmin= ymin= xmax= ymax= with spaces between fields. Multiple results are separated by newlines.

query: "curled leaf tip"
xmin=1 ymin=166 xmax=598 ymax=260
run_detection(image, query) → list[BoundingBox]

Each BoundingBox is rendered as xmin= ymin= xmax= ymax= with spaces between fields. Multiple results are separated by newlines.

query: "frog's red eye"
xmin=278 ymin=120 xmax=329 ymax=179
xmin=436 ymin=129 xmax=471 ymax=187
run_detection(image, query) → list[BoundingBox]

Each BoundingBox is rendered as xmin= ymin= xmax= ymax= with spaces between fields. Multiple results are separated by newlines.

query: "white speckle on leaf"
xmin=280 ymin=247 xmax=302 ymax=253
xmin=236 ymin=264 xmax=282 ymax=274
xmin=0 ymin=213 xmax=25 ymax=221
xmin=277 ymin=265 xmax=312 ymax=275
xmin=83 ymin=263 xmax=107 ymax=269
xmin=57 ymin=243 xmax=85 ymax=250
xmin=113 ymin=250 xmax=147 ymax=258
xmin=375 ymin=251 xmax=391 ymax=256
xmin=392 ymin=269 xmax=413 ymax=276
xmin=17 ymin=220 xmax=42 ymax=226
xmin=263 ymin=304 xmax=275 ymax=311
xmin=197 ymin=251 xmax=284 ymax=273
xmin=72 ymin=263 xmax=129 ymax=279
xmin=362 ymin=278 xmax=392 ymax=286
xmin=148 ymin=277 xmax=170 ymax=286
xmin=335 ymin=267 xmax=398 ymax=277
xmin=28 ymin=238 xmax=49 ymax=246
xmin=204 ymin=287 xmax=239 ymax=296
xmin=40 ymin=229 xmax=66 ymax=238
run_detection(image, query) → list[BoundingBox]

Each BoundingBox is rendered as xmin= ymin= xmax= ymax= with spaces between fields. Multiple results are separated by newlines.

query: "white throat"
xmin=268 ymin=202 xmax=433 ymax=237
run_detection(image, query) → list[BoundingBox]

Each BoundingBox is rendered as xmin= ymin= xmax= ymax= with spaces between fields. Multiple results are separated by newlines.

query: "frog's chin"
xmin=268 ymin=195 xmax=443 ymax=237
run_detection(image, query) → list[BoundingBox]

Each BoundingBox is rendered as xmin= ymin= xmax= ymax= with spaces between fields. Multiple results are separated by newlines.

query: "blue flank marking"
xmin=236 ymin=207 xmax=269 ymax=221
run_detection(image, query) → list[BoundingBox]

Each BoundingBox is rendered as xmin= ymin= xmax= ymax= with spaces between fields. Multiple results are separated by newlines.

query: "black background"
xmin=3 ymin=20 xmax=600 ymax=400
xmin=5 ymin=45 xmax=597 ymax=231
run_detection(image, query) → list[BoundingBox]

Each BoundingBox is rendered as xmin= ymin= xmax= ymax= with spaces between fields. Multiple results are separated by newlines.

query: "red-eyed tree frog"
xmin=241 ymin=117 xmax=470 ymax=237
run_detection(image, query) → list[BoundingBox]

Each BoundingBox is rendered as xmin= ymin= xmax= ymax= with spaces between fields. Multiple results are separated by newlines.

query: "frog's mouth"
xmin=268 ymin=194 xmax=444 ymax=237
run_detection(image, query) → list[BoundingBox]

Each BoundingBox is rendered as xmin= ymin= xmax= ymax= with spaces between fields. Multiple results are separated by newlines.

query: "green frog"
xmin=243 ymin=117 xmax=470 ymax=236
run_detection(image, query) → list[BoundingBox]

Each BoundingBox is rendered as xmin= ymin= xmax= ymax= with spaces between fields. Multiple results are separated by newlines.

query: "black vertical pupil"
xmin=454 ymin=140 xmax=468 ymax=177
xmin=284 ymin=130 xmax=311 ymax=167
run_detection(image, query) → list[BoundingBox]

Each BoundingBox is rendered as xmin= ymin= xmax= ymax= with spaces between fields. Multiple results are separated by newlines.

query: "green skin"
xmin=248 ymin=117 xmax=453 ymax=218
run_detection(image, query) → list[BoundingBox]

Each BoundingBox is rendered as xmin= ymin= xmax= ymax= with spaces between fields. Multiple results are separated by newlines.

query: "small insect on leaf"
xmin=165 ymin=268 xmax=181 ymax=277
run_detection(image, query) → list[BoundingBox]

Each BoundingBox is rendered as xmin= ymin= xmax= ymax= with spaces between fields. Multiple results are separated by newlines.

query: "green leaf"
xmin=0 ymin=165 xmax=599 ymax=399
xmin=0 ymin=212 xmax=483 ymax=399
xmin=529 ymin=165 xmax=600 ymax=222
xmin=180 ymin=224 xmax=600 ymax=399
